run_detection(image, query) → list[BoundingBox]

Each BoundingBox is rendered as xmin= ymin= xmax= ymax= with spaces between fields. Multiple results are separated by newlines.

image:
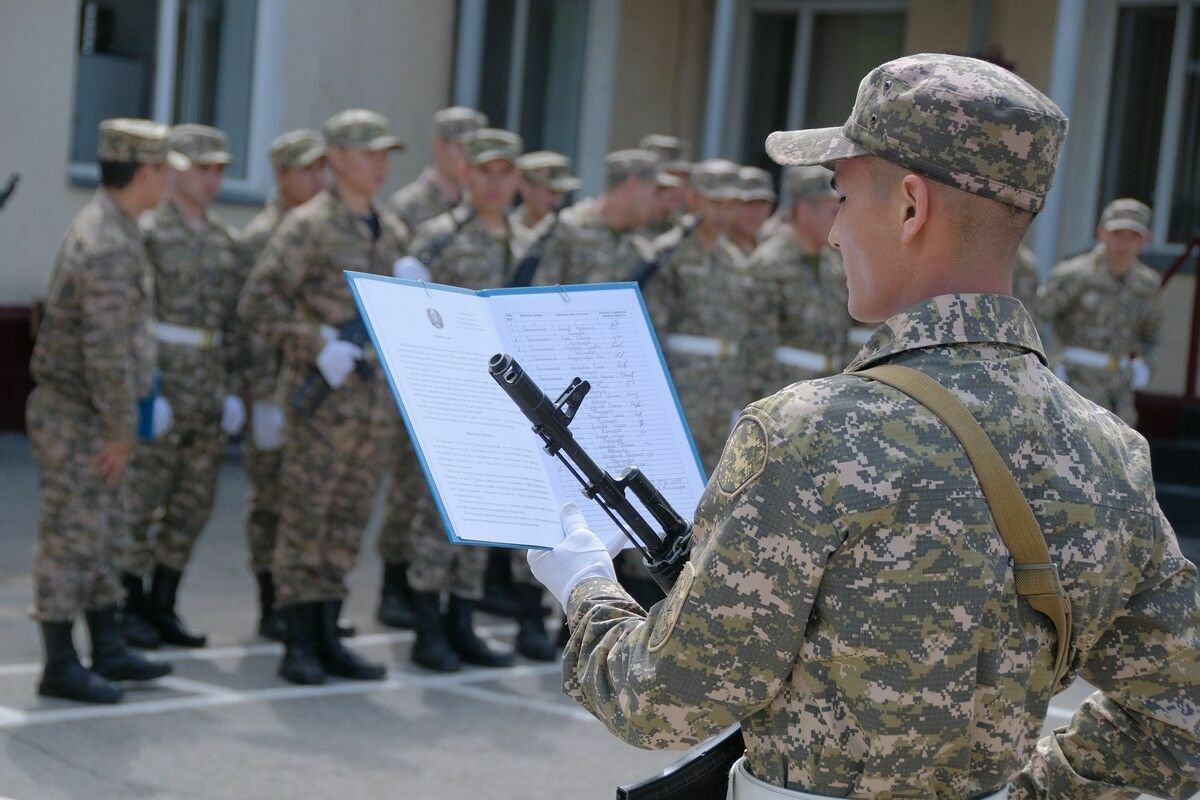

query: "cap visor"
xmin=655 ymin=175 xmax=683 ymax=189
xmin=167 ymin=151 xmax=192 ymax=170
xmin=765 ymin=127 xmax=869 ymax=167
xmin=468 ymin=151 xmax=517 ymax=166
xmin=549 ymin=177 xmax=583 ymax=192
xmin=1103 ymin=220 xmax=1150 ymax=237
xmin=295 ymin=145 xmax=327 ymax=167
xmin=367 ymin=136 xmax=406 ymax=152
xmin=194 ymin=152 xmax=234 ymax=166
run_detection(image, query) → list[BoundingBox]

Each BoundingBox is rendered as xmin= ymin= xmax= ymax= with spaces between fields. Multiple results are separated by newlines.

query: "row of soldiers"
xmin=27 ymin=102 xmax=1162 ymax=704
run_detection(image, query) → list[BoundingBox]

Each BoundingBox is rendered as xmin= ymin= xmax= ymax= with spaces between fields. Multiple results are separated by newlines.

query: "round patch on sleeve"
xmin=714 ymin=414 xmax=769 ymax=497
xmin=648 ymin=561 xmax=696 ymax=653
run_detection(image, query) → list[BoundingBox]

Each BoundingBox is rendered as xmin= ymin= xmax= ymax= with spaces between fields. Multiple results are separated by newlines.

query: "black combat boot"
xmin=255 ymin=571 xmax=286 ymax=642
xmin=315 ymin=601 xmax=385 ymax=680
xmin=38 ymin=621 xmax=123 ymax=704
xmin=148 ymin=564 xmax=207 ymax=648
xmin=513 ymin=584 xmax=557 ymax=662
xmin=333 ymin=598 xmax=356 ymax=639
xmin=119 ymin=572 xmax=161 ymax=649
xmin=376 ymin=562 xmax=415 ymax=629
xmin=478 ymin=548 xmax=518 ymax=617
xmin=86 ymin=607 xmax=173 ymax=682
xmin=445 ymin=596 xmax=514 ymax=668
xmin=278 ymin=603 xmax=325 ymax=685
xmin=409 ymin=591 xmax=459 ymax=673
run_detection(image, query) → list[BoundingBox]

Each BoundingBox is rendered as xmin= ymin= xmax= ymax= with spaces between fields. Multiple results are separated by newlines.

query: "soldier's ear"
xmin=898 ymin=173 xmax=930 ymax=244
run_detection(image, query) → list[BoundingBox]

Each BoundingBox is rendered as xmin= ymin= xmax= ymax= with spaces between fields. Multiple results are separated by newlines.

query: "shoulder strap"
xmin=854 ymin=364 xmax=1073 ymax=687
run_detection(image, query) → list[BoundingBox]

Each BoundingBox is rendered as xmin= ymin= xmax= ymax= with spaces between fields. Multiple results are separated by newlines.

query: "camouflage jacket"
xmin=141 ymin=199 xmax=242 ymax=419
xmin=646 ymin=230 xmax=749 ymax=343
xmin=237 ymin=187 xmax=408 ymax=406
xmin=412 ymin=206 xmax=520 ymax=290
xmin=30 ymin=189 xmax=156 ymax=440
xmin=536 ymin=197 xmax=655 ymax=286
xmin=236 ymin=197 xmax=286 ymax=402
xmin=1038 ymin=245 xmax=1162 ymax=370
xmin=562 ymin=293 xmax=1199 ymax=799
xmin=384 ymin=167 xmax=460 ymax=233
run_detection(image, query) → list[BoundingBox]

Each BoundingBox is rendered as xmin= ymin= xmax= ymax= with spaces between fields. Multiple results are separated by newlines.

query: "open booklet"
xmin=346 ymin=274 xmax=708 ymax=550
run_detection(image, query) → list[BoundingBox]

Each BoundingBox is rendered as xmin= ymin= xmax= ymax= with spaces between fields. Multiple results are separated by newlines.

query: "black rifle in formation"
xmin=507 ymin=196 xmax=570 ymax=288
xmin=625 ymin=213 xmax=703 ymax=290
xmin=0 ymin=173 xmax=19 ymax=213
xmin=289 ymin=317 xmax=373 ymax=417
xmin=486 ymin=353 xmax=744 ymax=799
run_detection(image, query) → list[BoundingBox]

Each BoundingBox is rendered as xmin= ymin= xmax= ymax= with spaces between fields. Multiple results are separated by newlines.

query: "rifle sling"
xmin=853 ymin=364 xmax=1073 ymax=687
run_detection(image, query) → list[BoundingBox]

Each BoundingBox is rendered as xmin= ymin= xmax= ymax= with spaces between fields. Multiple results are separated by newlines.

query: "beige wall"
xmin=986 ymin=0 xmax=1056 ymax=91
xmin=608 ymin=0 xmax=713 ymax=152
xmin=904 ymin=0 xmax=972 ymax=54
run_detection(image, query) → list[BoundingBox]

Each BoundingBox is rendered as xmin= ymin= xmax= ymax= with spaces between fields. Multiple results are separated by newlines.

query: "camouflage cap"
xmin=516 ymin=150 xmax=581 ymax=192
xmin=765 ymin=53 xmax=1068 ymax=213
xmin=639 ymin=134 xmax=692 ymax=173
xmin=656 ymin=171 xmax=683 ymax=189
xmin=1099 ymin=198 xmax=1151 ymax=237
xmin=322 ymin=109 xmax=406 ymax=152
xmin=785 ymin=165 xmax=837 ymax=203
xmin=169 ymin=124 xmax=233 ymax=167
xmin=688 ymin=159 xmax=742 ymax=200
xmin=97 ymin=118 xmax=190 ymax=169
xmin=462 ymin=128 xmax=523 ymax=165
xmin=268 ymin=129 xmax=326 ymax=170
xmin=737 ymin=166 xmax=776 ymax=203
xmin=604 ymin=149 xmax=659 ymax=186
xmin=432 ymin=106 xmax=488 ymax=142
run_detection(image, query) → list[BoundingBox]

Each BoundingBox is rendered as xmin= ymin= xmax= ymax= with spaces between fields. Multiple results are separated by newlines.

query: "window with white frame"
xmin=70 ymin=0 xmax=271 ymax=197
xmin=1101 ymin=1 xmax=1200 ymax=245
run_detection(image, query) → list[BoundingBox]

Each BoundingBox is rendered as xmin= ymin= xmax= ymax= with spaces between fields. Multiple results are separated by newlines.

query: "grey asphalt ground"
xmin=0 ymin=434 xmax=1178 ymax=799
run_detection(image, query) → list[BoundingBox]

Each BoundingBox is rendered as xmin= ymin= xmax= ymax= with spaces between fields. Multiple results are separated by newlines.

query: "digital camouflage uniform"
xmin=640 ymin=134 xmax=692 ymax=239
xmin=560 ymin=54 xmax=1199 ymax=799
xmin=509 ymin=150 xmax=581 ymax=243
xmin=27 ymin=121 xmax=175 ymax=621
xmin=384 ymin=106 xmax=486 ymax=232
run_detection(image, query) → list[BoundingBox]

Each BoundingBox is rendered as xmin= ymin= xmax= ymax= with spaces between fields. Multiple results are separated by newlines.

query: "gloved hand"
xmin=316 ymin=340 xmax=363 ymax=389
xmin=1131 ymin=357 xmax=1151 ymax=390
xmin=527 ymin=503 xmax=621 ymax=607
xmin=152 ymin=396 xmax=173 ymax=439
xmin=251 ymin=401 xmax=285 ymax=451
xmin=220 ymin=395 xmax=246 ymax=436
xmin=393 ymin=256 xmax=431 ymax=281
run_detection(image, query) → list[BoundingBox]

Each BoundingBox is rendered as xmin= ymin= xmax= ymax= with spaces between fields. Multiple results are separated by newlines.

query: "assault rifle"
xmin=626 ymin=214 xmax=703 ymax=289
xmin=290 ymin=318 xmax=373 ymax=417
xmin=507 ymin=196 xmax=571 ymax=288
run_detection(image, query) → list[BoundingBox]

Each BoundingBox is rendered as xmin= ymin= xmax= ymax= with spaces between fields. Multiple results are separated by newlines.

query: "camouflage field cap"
xmin=1099 ymin=198 xmax=1151 ymax=237
xmin=656 ymin=171 xmax=683 ymax=189
xmin=785 ymin=165 xmax=837 ymax=203
xmin=604 ymin=149 xmax=659 ymax=186
xmin=737 ymin=166 xmax=776 ymax=203
xmin=322 ymin=109 xmax=405 ymax=152
xmin=97 ymin=118 xmax=190 ymax=169
xmin=765 ymin=53 xmax=1068 ymax=212
xmin=462 ymin=128 xmax=523 ymax=165
xmin=689 ymin=159 xmax=742 ymax=200
xmin=639 ymin=134 xmax=692 ymax=173
xmin=268 ymin=129 xmax=326 ymax=170
xmin=515 ymin=151 xmax=581 ymax=192
xmin=169 ymin=124 xmax=233 ymax=167
xmin=432 ymin=107 xmax=488 ymax=142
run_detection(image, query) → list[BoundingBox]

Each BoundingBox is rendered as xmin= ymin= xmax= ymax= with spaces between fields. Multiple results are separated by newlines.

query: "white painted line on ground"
xmin=0 ymin=705 xmax=29 ymax=725
xmin=437 ymin=683 xmax=594 ymax=722
xmin=156 ymin=676 xmax=241 ymax=699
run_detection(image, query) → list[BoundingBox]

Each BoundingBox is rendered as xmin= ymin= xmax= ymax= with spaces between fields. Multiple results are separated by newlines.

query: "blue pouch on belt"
xmin=137 ymin=370 xmax=161 ymax=442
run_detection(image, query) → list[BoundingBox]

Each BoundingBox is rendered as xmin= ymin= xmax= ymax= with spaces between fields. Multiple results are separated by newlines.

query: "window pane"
xmin=520 ymin=0 xmax=588 ymax=157
xmin=738 ymin=13 xmax=797 ymax=174
xmin=1099 ymin=6 xmax=1175 ymax=216
xmin=805 ymin=12 xmax=905 ymax=129
xmin=71 ymin=0 xmax=159 ymax=164
xmin=173 ymin=0 xmax=257 ymax=179
xmin=1168 ymin=12 xmax=1200 ymax=242
xmin=478 ymin=0 xmax=517 ymax=129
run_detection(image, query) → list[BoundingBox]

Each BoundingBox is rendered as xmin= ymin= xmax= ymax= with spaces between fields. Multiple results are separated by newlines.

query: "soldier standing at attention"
xmin=1039 ymin=199 xmax=1161 ymax=424
xmin=28 ymin=119 xmax=178 ymax=702
xmin=237 ymin=129 xmax=327 ymax=641
xmin=639 ymin=134 xmax=692 ymax=237
xmin=123 ymin=124 xmax=244 ymax=650
xmin=745 ymin=165 xmax=850 ymax=399
xmin=528 ymin=54 xmax=1199 ymax=798
xmin=509 ymin=150 xmax=581 ymax=240
xmin=397 ymin=129 xmax=526 ymax=672
xmin=239 ymin=109 xmax=407 ymax=685
xmin=729 ymin=166 xmax=775 ymax=257
xmin=385 ymin=106 xmax=486 ymax=232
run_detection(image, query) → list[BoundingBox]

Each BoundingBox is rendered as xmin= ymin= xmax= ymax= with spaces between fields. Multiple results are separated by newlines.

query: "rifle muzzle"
xmin=488 ymin=353 xmax=550 ymax=419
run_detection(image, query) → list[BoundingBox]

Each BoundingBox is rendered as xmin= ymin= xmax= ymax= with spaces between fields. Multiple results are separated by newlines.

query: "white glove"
xmin=219 ymin=395 xmax=246 ymax=436
xmin=393 ymin=256 xmax=431 ymax=281
xmin=1131 ymin=357 xmax=1151 ymax=390
xmin=316 ymin=340 xmax=363 ymax=389
xmin=251 ymin=401 xmax=285 ymax=451
xmin=528 ymin=503 xmax=620 ymax=607
xmin=151 ymin=396 xmax=173 ymax=439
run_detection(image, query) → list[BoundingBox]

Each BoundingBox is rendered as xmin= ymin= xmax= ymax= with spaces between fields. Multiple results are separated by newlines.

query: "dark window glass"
xmin=1168 ymin=12 xmax=1200 ymax=242
xmin=805 ymin=12 xmax=905 ymax=128
xmin=478 ymin=0 xmax=516 ymax=129
xmin=738 ymin=13 xmax=797 ymax=175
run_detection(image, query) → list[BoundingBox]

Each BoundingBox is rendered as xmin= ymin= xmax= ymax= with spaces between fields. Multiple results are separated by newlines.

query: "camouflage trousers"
xmin=273 ymin=399 xmax=388 ymax=607
xmin=243 ymin=438 xmax=282 ymax=574
xmin=1063 ymin=364 xmax=1137 ymax=424
xmin=670 ymin=353 xmax=741 ymax=474
xmin=377 ymin=438 xmax=420 ymax=566
xmin=126 ymin=413 xmax=223 ymax=575
xmin=27 ymin=387 xmax=125 ymax=621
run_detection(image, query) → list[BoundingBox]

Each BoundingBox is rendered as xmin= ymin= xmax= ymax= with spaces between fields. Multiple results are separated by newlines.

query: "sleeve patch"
xmin=648 ymin=561 xmax=696 ymax=653
xmin=715 ymin=414 xmax=769 ymax=497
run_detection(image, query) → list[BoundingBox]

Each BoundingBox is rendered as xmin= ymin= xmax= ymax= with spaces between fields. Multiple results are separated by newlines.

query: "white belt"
xmin=1059 ymin=346 xmax=1127 ymax=372
xmin=726 ymin=757 xmax=1008 ymax=800
xmin=152 ymin=321 xmax=221 ymax=349
xmin=666 ymin=333 xmax=738 ymax=359
xmin=774 ymin=345 xmax=835 ymax=373
xmin=847 ymin=327 xmax=874 ymax=347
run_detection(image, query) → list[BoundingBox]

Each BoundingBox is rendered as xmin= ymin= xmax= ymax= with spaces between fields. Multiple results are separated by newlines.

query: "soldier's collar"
xmin=844 ymin=293 xmax=1046 ymax=372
